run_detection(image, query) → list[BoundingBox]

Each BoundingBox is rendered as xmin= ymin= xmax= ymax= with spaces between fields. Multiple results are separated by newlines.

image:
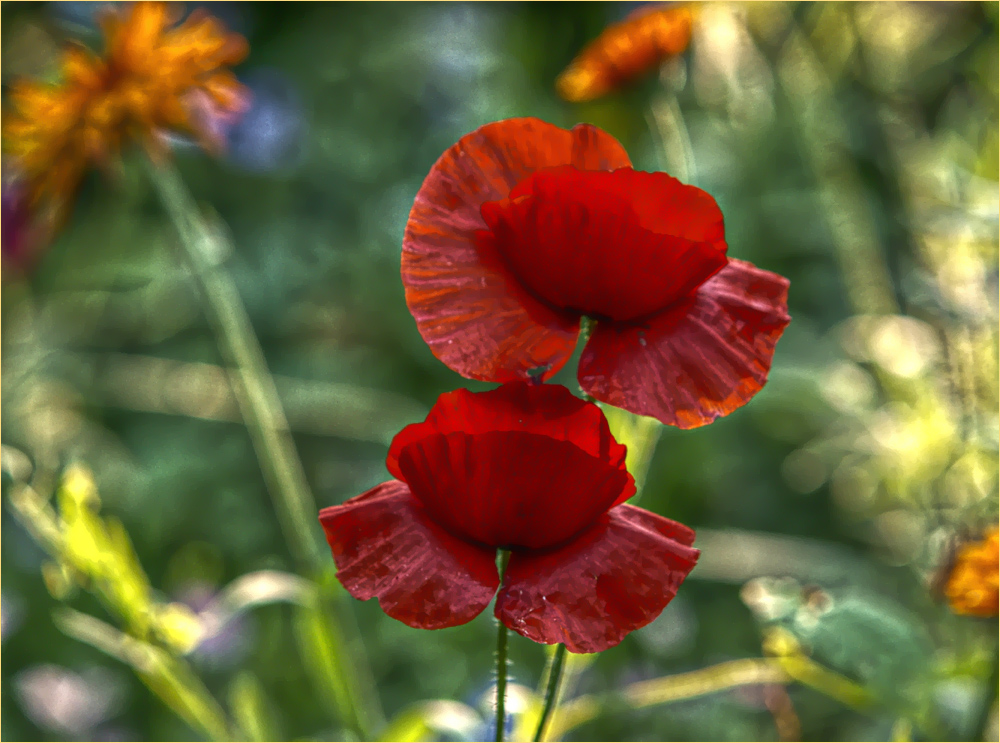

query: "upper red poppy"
xmin=402 ymin=117 xmax=791 ymax=428
xmin=319 ymin=382 xmax=699 ymax=654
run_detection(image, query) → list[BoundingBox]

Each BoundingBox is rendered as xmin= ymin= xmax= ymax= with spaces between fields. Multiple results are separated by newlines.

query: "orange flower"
xmin=945 ymin=527 xmax=999 ymax=618
xmin=3 ymin=2 xmax=249 ymax=213
xmin=556 ymin=4 xmax=693 ymax=103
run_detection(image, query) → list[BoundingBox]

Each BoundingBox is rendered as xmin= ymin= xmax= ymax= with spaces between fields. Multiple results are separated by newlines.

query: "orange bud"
xmin=945 ymin=527 xmax=999 ymax=617
xmin=556 ymin=4 xmax=694 ymax=103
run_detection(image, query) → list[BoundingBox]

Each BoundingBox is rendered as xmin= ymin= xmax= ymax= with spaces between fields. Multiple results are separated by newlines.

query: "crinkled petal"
xmin=387 ymin=382 xmax=626 ymax=480
xmin=397 ymin=431 xmax=634 ymax=551
xmin=402 ymin=118 xmax=631 ymax=382
xmin=481 ymin=166 xmax=727 ymax=322
xmin=579 ymin=258 xmax=791 ymax=428
xmin=495 ymin=504 xmax=698 ymax=653
xmin=319 ymin=480 xmax=499 ymax=629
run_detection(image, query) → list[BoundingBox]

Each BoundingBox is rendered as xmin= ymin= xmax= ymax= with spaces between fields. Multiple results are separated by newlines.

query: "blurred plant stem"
xmin=55 ymin=608 xmax=233 ymax=740
xmin=68 ymin=351 xmax=425 ymax=445
xmin=648 ymin=79 xmax=694 ymax=183
xmin=603 ymin=406 xmax=663 ymax=501
xmin=764 ymin=626 xmax=947 ymax=739
xmin=294 ymin=584 xmax=381 ymax=739
xmin=890 ymin=718 xmax=912 ymax=742
xmin=143 ymin=157 xmax=321 ymax=573
xmin=775 ymin=20 xmax=899 ymax=318
xmin=770 ymin=651 xmax=874 ymax=711
xmin=229 ymin=671 xmax=279 ymax=741
xmin=971 ymin=628 xmax=1000 ymax=742
xmin=549 ymin=658 xmax=790 ymax=739
xmin=495 ymin=550 xmax=512 ymax=742
xmin=144 ymin=157 xmax=384 ymax=738
xmin=533 ymin=643 xmax=567 ymax=742
xmin=763 ymin=683 xmax=802 ymax=742
xmin=550 ymin=649 xmax=887 ymax=740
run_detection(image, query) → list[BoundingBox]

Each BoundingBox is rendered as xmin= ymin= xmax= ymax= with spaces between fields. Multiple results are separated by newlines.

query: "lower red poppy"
xmin=319 ymin=382 xmax=699 ymax=653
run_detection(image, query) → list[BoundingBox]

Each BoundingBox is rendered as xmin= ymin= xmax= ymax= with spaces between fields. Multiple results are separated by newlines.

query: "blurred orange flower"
xmin=3 ymin=1 xmax=249 ymax=214
xmin=945 ymin=527 xmax=999 ymax=618
xmin=556 ymin=4 xmax=693 ymax=103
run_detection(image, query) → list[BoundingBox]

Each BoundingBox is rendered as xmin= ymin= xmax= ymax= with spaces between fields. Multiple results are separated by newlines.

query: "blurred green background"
xmin=2 ymin=2 xmax=998 ymax=741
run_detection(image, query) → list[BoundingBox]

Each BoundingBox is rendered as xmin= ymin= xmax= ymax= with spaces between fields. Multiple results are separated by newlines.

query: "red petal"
xmin=494 ymin=504 xmax=699 ymax=653
xmin=578 ymin=259 xmax=791 ymax=428
xmin=387 ymin=382 xmax=627 ymax=480
xmin=402 ymin=118 xmax=631 ymax=382
xmin=396 ymin=431 xmax=634 ymax=551
xmin=481 ymin=167 xmax=727 ymax=322
xmin=319 ymin=480 xmax=499 ymax=629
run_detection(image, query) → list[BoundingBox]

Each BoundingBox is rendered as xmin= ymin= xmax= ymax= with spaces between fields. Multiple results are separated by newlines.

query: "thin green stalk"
xmin=145 ymin=157 xmax=322 ymax=572
xmin=775 ymin=20 xmax=899 ymax=318
xmin=548 ymin=658 xmax=791 ymax=740
xmin=496 ymin=550 xmax=511 ymax=743
xmin=144 ymin=157 xmax=384 ymax=735
xmin=495 ymin=619 xmax=509 ymax=742
xmin=602 ymin=406 xmax=663 ymax=503
xmin=294 ymin=593 xmax=379 ymax=740
xmin=627 ymin=415 xmax=664 ymax=500
xmin=971 ymin=629 xmax=1000 ymax=742
xmin=533 ymin=643 xmax=567 ymax=742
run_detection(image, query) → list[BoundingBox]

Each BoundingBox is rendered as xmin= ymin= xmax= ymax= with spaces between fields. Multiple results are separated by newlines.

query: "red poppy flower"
xmin=319 ymin=382 xmax=699 ymax=654
xmin=402 ymin=117 xmax=791 ymax=428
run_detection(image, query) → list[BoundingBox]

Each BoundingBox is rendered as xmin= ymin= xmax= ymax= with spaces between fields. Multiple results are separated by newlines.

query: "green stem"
xmin=602 ymin=406 xmax=663 ymax=504
xmin=495 ymin=619 xmax=509 ymax=742
xmin=496 ymin=550 xmax=511 ymax=742
xmin=144 ymin=157 xmax=322 ymax=572
xmin=533 ymin=644 xmax=567 ymax=742
xmin=971 ymin=628 xmax=1000 ymax=742
xmin=145 ymin=157 xmax=384 ymax=736
xmin=628 ymin=415 xmax=664 ymax=500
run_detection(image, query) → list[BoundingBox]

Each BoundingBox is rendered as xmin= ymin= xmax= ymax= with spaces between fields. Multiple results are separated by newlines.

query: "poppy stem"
xmin=495 ymin=618 xmax=509 ymax=741
xmin=601 ymin=407 xmax=663 ymax=503
xmin=626 ymin=414 xmax=663 ymax=501
xmin=533 ymin=643 xmax=567 ymax=741
xmin=495 ymin=550 xmax=511 ymax=742
xmin=970 ymin=625 xmax=999 ymax=741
